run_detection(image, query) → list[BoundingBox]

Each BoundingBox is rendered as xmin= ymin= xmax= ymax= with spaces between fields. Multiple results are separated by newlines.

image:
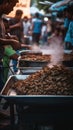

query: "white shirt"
xmin=23 ymin=21 xmax=31 ymax=36
xmin=41 ymin=25 xmax=47 ymax=36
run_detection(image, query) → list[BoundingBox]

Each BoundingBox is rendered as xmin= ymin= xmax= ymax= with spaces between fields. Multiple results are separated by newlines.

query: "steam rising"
xmin=31 ymin=43 xmax=41 ymax=52
xmin=47 ymin=40 xmax=64 ymax=65
xmin=32 ymin=37 xmax=64 ymax=66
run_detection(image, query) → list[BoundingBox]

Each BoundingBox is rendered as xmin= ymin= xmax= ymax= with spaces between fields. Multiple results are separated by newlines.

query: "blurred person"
xmin=32 ymin=12 xmax=42 ymax=45
xmin=41 ymin=22 xmax=47 ymax=45
xmin=2 ymin=18 xmax=17 ymax=82
xmin=3 ymin=17 xmax=32 ymax=78
xmin=2 ymin=17 xmax=19 ymax=83
xmin=28 ymin=17 xmax=33 ymax=44
xmin=2 ymin=17 xmax=32 ymax=83
xmin=9 ymin=9 xmax=24 ymax=72
xmin=3 ymin=42 xmax=19 ymax=83
xmin=23 ymin=16 xmax=31 ymax=36
xmin=64 ymin=5 xmax=73 ymax=50
xmin=2 ymin=17 xmax=18 ymax=40
xmin=22 ymin=16 xmax=31 ymax=45
xmin=0 ymin=0 xmax=19 ymax=91
xmin=9 ymin=9 xmax=24 ymax=43
xmin=60 ymin=7 xmax=71 ymax=40
xmin=47 ymin=17 xmax=52 ymax=38
xmin=0 ymin=4 xmax=31 ymax=88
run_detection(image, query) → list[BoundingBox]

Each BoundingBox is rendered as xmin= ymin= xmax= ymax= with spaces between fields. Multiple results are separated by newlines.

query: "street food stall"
xmin=1 ymin=62 xmax=73 ymax=130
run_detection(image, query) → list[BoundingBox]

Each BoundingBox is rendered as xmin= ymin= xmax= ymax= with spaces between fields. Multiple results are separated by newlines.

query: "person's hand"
xmin=5 ymin=33 xmax=17 ymax=39
xmin=10 ymin=22 xmax=21 ymax=29
xmin=0 ymin=37 xmax=21 ymax=50
xmin=15 ymin=22 xmax=21 ymax=28
xmin=8 ymin=34 xmax=18 ymax=41
xmin=21 ymin=44 xmax=32 ymax=50
xmin=10 ymin=39 xmax=21 ymax=50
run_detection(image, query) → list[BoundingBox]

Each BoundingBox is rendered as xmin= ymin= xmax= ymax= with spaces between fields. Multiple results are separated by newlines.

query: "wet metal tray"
xmin=63 ymin=50 xmax=73 ymax=67
xmin=18 ymin=60 xmax=49 ymax=68
xmin=18 ymin=67 xmax=42 ymax=75
xmin=17 ymin=54 xmax=51 ymax=68
xmin=19 ymin=50 xmax=42 ymax=56
xmin=1 ymin=75 xmax=73 ymax=106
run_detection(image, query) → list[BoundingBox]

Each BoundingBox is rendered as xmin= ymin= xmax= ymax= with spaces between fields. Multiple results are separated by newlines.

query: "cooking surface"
xmin=10 ymin=65 xmax=73 ymax=95
xmin=1 ymin=74 xmax=73 ymax=105
xmin=1 ymin=65 xmax=73 ymax=96
xmin=18 ymin=54 xmax=51 ymax=68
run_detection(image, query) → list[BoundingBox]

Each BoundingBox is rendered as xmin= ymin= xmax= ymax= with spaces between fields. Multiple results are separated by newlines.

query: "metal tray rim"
xmin=1 ymin=75 xmax=29 ymax=95
xmin=1 ymin=95 xmax=73 ymax=97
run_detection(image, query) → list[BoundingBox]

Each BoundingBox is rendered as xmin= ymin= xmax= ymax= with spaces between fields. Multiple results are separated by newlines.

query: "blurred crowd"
xmin=0 ymin=0 xmax=73 ymax=91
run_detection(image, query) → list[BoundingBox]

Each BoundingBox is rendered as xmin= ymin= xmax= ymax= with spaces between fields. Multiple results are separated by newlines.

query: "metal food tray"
xmin=64 ymin=50 xmax=73 ymax=54
xmin=18 ymin=60 xmax=49 ymax=68
xmin=1 ymin=75 xmax=29 ymax=96
xmin=62 ymin=60 xmax=73 ymax=67
xmin=63 ymin=50 xmax=73 ymax=67
xmin=18 ymin=67 xmax=42 ymax=74
xmin=19 ymin=50 xmax=42 ymax=56
xmin=1 ymin=75 xmax=73 ymax=105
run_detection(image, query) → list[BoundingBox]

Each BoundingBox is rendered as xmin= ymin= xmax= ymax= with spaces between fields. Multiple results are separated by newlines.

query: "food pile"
xmin=18 ymin=54 xmax=51 ymax=67
xmin=12 ymin=65 xmax=73 ymax=95
xmin=21 ymin=54 xmax=51 ymax=62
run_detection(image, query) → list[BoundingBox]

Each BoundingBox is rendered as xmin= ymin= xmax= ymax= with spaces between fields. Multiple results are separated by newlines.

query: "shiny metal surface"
xmin=0 ymin=75 xmax=73 ymax=106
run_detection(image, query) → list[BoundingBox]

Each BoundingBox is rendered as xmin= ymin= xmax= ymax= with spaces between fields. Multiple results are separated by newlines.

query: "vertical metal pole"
xmin=10 ymin=103 xmax=15 ymax=130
